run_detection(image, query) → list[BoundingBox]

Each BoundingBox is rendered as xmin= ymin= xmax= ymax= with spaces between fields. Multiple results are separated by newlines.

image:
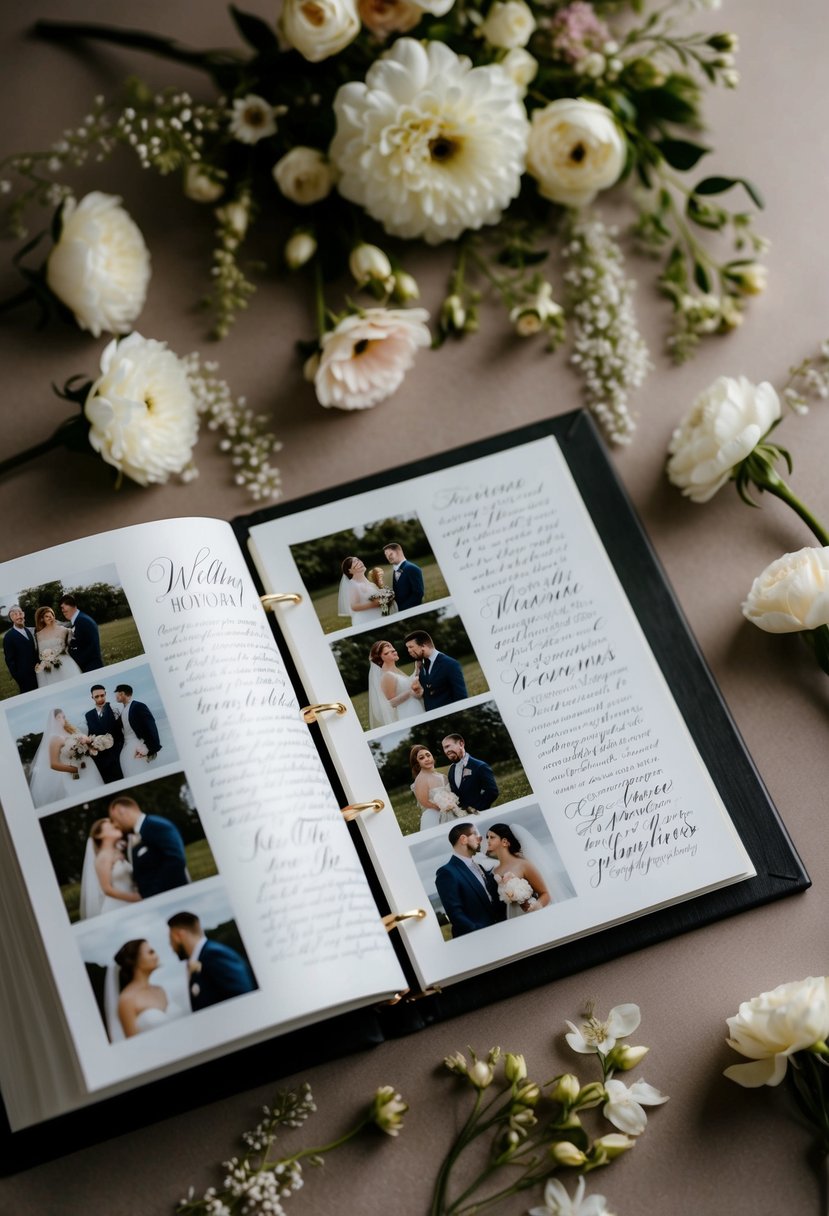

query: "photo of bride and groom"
xmin=368 ymin=700 xmax=533 ymax=835
xmin=39 ymin=774 xmax=217 ymax=923
xmin=289 ymin=512 xmax=449 ymax=636
xmin=408 ymin=804 xmax=576 ymax=941
xmin=0 ymin=564 xmax=143 ymax=702
xmin=78 ymin=885 xmax=257 ymax=1042
xmin=9 ymin=664 xmax=177 ymax=810
xmin=330 ymin=605 xmax=488 ymax=732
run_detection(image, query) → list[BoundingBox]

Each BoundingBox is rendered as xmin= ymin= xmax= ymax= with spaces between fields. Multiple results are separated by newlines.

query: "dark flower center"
xmin=570 ymin=142 xmax=587 ymax=164
xmin=429 ymin=135 xmax=459 ymax=163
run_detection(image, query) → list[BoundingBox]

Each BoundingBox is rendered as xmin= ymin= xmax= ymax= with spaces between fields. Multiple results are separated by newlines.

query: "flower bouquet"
xmin=34 ymin=648 xmax=62 ymax=673
xmin=497 ymin=872 xmax=535 ymax=906
xmin=59 ymin=736 xmax=91 ymax=774
xmin=372 ymin=587 xmax=397 ymax=616
xmin=431 ymin=786 xmax=463 ymax=817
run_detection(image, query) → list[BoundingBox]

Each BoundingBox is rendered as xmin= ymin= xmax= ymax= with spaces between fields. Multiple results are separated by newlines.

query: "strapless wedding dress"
xmin=100 ymin=858 xmax=138 ymax=912
xmin=349 ymin=580 xmax=397 ymax=625
xmin=134 ymin=1001 xmax=186 ymax=1033
xmin=34 ymin=627 xmax=81 ymax=688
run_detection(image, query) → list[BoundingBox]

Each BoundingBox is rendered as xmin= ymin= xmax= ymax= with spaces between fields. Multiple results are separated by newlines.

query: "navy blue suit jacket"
xmin=3 ymin=626 xmax=38 ymax=693
xmin=392 ymin=560 xmax=425 ymax=611
xmin=131 ymin=813 xmax=188 ymax=897
xmin=85 ymin=704 xmax=124 ymax=782
xmin=435 ymin=854 xmax=506 ymax=938
xmin=126 ymin=699 xmax=162 ymax=755
xmin=189 ymin=939 xmax=257 ymax=1010
xmin=68 ymin=610 xmax=103 ymax=673
xmin=447 ymin=754 xmax=499 ymax=812
xmin=421 ymin=652 xmax=467 ymax=711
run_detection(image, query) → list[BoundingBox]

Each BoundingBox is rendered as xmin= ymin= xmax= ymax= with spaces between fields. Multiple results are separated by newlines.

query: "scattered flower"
xmin=228 ymin=94 xmax=279 ymax=144
xmin=602 ymin=1079 xmax=669 ymax=1135
xmin=741 ymin=548 xmax=829 ymax=635
xmin=528 ymin=1176 xmax=613 ymax=1216
xmin=313 ymin=306 xmax=431 ymax=410
xmin=272 ymin=146 xmax=334 ymax=205
xmin=725 ymin=977 xmax=829 ymax=1087
xmin=370 ymin=1086 xmax=408 ymax=1136
xmin=527 ymin=99 xmax=625 ymax=209
xmin=565 ymin=1003 xmax=641 ymax=1056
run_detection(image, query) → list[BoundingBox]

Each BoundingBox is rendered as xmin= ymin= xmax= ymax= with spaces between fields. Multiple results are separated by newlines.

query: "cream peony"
xmin=273 ymin=147 xmax=334 ymax=204
xmin=330 ymin=38 xmax=529 ymax=244
xmin=46 ymin=192 xmax=150 ymax=338
xmin=84 ymin=333 xmax=199 ymax=486
xmin=281 ymin=0 xmax=360 ymax=62
xmin=481 ymin=0 xmax=536 ymax=49
xmin=741 ymin=547 xmax=829 ymax=634
xmin=724 ymin=977 xmax=829 ymax=1087
xmin=527 ymin=98 xmax=625 ymax=208
xmin=314 ymin=307 xmax=431 ymax=409
xmin=667 ymin=375 xmax=781 ymax=502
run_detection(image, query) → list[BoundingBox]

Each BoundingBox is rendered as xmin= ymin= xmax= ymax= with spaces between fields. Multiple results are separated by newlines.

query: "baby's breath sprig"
xmin=563 ymin=213 xmax=651 ymax=445
xmin=207 ymin=191 xmax=260 ymax=339
xmin=177 ymin=1082 xmax=407 ymax=1216
xmin=780 ymin=341 xmax=829 ymax=417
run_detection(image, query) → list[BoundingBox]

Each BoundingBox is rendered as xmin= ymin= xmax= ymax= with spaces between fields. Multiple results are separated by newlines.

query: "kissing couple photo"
xmin=330 ymin=605 xmax=488 ymax=732
xmin=289 ymin=512 xmax=449 ymax=635
xmin=9 ymin=666 xmax=176 ymax=810
xmin=39 ymin=774 xmax=218 ymax=924
xmin=0 ymin=564 xmax=144 ymax=701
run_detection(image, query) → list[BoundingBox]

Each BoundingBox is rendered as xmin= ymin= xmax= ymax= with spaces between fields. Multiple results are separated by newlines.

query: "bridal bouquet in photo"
xmin=34 ymin=648 xmax=62 ymax=674
xmin=431 ymin=785 xmax=463 ymax=816
xmin=59 ymin=737 xmax=91 ymax=773
xmin=1 ymin=0 xmax=766 ymax=440
xmin=498 ymin=872 xmax=536 ymax=906
xmin=87 ymin=733 xmax=115 ymax=755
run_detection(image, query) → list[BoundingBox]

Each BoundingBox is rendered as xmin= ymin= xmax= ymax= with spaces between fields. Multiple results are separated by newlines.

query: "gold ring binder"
xmin=301 ymin=702 xmax=348 ymax=724
xmin=378 ymin=985 xmax=442 ymax=1007
xmin=382 ymin=909 xmax=427 ymax=931
xmin=260 ymin=592 xmax=302 ymax=608
xmin=341 ymin=799 xmax=384 ymax=821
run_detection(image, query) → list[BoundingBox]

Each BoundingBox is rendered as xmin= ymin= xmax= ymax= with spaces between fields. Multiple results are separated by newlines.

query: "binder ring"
xmin=382 ymin=909 xmax=427 ymax=931
xmin=301 ymin=701 xmax=348 ymax=724
xmin=260 ymin=592 xmax=302 ymax=608
xmin=341 ymin=799 xmax=384 ymax=822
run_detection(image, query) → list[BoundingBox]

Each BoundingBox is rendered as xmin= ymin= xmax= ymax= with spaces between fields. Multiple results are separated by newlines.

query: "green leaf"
xmin=694 ymin=176 xmax=765 ymax=209
xmin=693 ymin=261 xmax=712 ymax=293
xmin=686 ymin=196 xmax=727 ymax=230
xmin=496 ymin=247 xmax=548 ymax=269
xmin=229 ymin=4 xmax=279 ymax=51
xmin=655 ymin=138 xmax=711 ymax=171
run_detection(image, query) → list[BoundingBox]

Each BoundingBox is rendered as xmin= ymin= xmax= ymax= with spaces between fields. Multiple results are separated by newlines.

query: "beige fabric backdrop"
xmin=0 ymin=1 xmax=827 ymax=1211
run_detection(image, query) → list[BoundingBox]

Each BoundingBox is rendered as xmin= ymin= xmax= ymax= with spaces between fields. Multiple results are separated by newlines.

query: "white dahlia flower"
xmin=314 ymin=307 xmax=431 ymax=409
xmin=46 ymin=192 xmax=150 ymax=337
xmin=330 ymin=38 xmax=529 ymax=243
xmin=84 ymin=333 xmax=199 ymax=485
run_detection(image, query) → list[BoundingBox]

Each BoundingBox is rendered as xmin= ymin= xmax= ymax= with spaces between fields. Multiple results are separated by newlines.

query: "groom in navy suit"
xmin=404 ymin=629 xmax=467 ymax=711
xmin=168 ymin=911 xmax=257 ymax=1011
xmin=435 ymin=823 xmax=506 ymax=938
xmin=60 ymin=594 xmax=104 ymax=673
xmin=85 ymin=685 xmax=124 ymax=782
xmin=442 ymin=734 xmax=499 ymax=812
xmin=109 ymin=795 xmax=190 ymax=897
xmin=383 ymin=542 xmax=424 ymax=612
xmin=3 ymin=605 xmax=38 ymax=694
xmin=114 ymin=682 xmax=162 ymax=760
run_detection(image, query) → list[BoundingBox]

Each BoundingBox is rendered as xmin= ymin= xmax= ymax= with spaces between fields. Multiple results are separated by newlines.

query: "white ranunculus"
xmin=84 ymin=333 xmax=199 ymax=486
xmin=331 ymin=39 xmax=529 ymax=244
xmin=281 ymin=0 xmax=360 ymax=62
xmin=741 ymin=548 xmax=829 ymax=634
xmin=666 ymin=375 xmax=781 ymax=502
xmin=500 ymin=47 xmax=539 ymax=93
xmin=183 ymin=164 xmax=226 ymax=203
xmin=273 ymin=146 xmax=334 ymax=205
xmin=314 ymin=307 xmax=431 ymax=410
xmin=602 ymin=1078 xmax=669 ymax=1135
xmin=46 ymin=192 xmax=150 ymax=338
xmin=527 ymin=98 xmax=625 ymax=208
xmin=481 ymin=0 xmax=536 ymax=48
xmin=724 ymin=977 xmax=829 ymax=1087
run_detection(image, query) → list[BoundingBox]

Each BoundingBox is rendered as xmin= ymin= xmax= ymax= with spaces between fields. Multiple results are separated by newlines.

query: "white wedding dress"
xmin=134 ymin=1001 xmax=186 ymax=1033
xmin=120 ymin=708 xmax=150 ymax=779
xmin=367 ymin=666 xmax=425 ymax=729
xmin=34 ymin=625 xmax=81 ymax=688
xmin=338 ymin=576 xmax=398 ymax=626
xmin=29 ymin=715 xmax=105 ymax=808
xmin=79 ymin=844 xmax=137 ymax=918
xmin=413 ymin=773 xmax=455 ymax=831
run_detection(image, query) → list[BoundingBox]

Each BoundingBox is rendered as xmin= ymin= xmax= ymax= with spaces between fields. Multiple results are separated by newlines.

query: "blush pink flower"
xmin=314 ymin=307 xmax=431 ymax=409
xmin=548 ymin=1 xmax=610 ymax=63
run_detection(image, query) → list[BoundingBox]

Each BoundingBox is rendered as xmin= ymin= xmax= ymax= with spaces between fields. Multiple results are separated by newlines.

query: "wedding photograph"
xmin=408 ymin=803 xmax=576 ymax=942
xmin=76 ymin=882 xmax=258 ymax=1043
xmin=329 ymin=604 xmax=488 ymax=731
xmin=39 ymin=773 xmax=218 ymax=924
xmin=368 ymin=699 xmax=533 ymax=836
xmin=0 ymin=563 xmax=144 ymax=702
xmin=7 ymin=663 xmax=178 ymax=811
xmin=289 ymin=512 xmax=449 ymax=635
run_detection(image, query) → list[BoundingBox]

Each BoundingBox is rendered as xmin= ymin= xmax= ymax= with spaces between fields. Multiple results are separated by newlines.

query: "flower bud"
xmin=468 ymin=1060 xmax=495 ymax=1089
xmin=392 ymin=271 xmax=420 ymax=303
xmin=215 ymin=200 xmax=249 ymax=239
xmin=370 ymin=1086 xmax=408 ymax=1137
xmin=625 ymin=58 xmax=667 ymax=90
xmin=708 ymin=31 xmax=739 ymax=52
xmin=441 ymin=294 xmax=466 ymax=333
xmin=605 ymin=1044 xmax=649 ymax=1071
xmin=574 ymin=1082 xmax=606 ymax=1110
xmin=183 ymin=164 xmax=226 ymax=203
xmin=444 ymin=1051 xmax=468 ymax=1076
xmin=514 ymin=1081 xmax=541 ymax=1107
xmin=592 ymin=1133 xmax=635 ymax=1161
xmin=284 ymin=231 xmax=317 ymax=270
xmin=550 ymin=1074 xmax=581 ymax=1106
xmin=302 ymin=351 xmax=320 ymax=381
xmin=726 ymin=263 xmax=767 ymax=296
xmin=349 ymin=243 xmax=393 ymax=289
xmin=504 ymin=1053 xmax=527 ymax=1084
xmin=550 ymin=1141 xmax=587 ymax=1167
xmin=509 ymin=1107 xmax=537 ymax=1129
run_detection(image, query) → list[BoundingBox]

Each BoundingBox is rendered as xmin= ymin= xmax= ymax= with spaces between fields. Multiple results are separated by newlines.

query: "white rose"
xmin=46 ymin=192 xmax=150 ymax=338
xmin=527 ymin=98 xmax=625 ymax=207
xmin=183 ymin=165 xmax=226 ymax=203
xmin=84 ymin=333 xmax=199 ymax=486
xmin=284 ymin=231 xmax=318 ymax=269
xmin=741 ymin=548 xmax=829 ymax=634
xmin=314 ymin=307 xmax=431 ymax=410
xmin=409 ymin=0 xmax=455 ymax=12
xmin=281 ymin=0 xmax=360 ymax=62
xmin=666 ymin=375 xmax=781 ymax=502
xmin=724 ymin=977 xmax=829 ymax=1087
xmin=500 ymin=47 xmax=538 ymax=93
xmin=481 ymin=0 xmax=536 ymax=49
xmin=273 ymin=147 xmax=334 ymax=205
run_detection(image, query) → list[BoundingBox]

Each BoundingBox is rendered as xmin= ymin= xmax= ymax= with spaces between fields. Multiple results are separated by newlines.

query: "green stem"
xmin=759 ymin=477 xmax=829 ymax=547
xmin=30 ymin=19 xmax=232 ymax=71
xmin=313 ymin=258 xmax=327 ymax=340
xmin=0 ymin=286 xmax=35 ymax=314
xmin=0 ymin=424 xmax=73 ymax=477
xmin=429 ymin=1090 xmax=483 ymax=1216
xmin=277 ymin=1119 xmax=368 ymax=1165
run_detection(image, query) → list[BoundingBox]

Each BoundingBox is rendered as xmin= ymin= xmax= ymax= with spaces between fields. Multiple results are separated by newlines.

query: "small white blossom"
xmin=602 ymin=1078 xmax=669 ymax=1135
xmin=228 ymin=94 xmax=279 ymax=144
xmin=565 ymin=1002 xmax=641 ymax=1055
xmin=528 ymin=1176 xmax=614 ymax=1216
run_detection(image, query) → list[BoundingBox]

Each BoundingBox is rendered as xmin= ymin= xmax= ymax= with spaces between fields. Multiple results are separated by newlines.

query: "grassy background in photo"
xmin=388 ymin=761 xmax=532 ymax=835
xmin=314 ymin=555 xmax=449 ymax=635
xmin=0 ymin=616 xmax=144 ymax=702
xmin=352 ymin=657 xmax=487 ymax=731
xmin=60 ymin=838 xmax=217 ymax=924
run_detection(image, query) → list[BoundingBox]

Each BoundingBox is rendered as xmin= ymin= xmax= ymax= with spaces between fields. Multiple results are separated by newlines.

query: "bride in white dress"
xmin=107 ymin=939 xmax=186 ymax=1040
xmin=33 ymin=605 xmax=81 ymax=688
xmin=410 ymin=745 xmax=462 ymax=832
xmin=78 ymin=819 xmax=141 ymax=919
xmin=485 ymin=823 xmax=551 ymax=918
xmin=29 ymin=707 xmax=105 ymax=808
xmin=337 ymin=556 xmax=398 ymax=626
xmin=367 ymin=640 xmax=424 ymax=729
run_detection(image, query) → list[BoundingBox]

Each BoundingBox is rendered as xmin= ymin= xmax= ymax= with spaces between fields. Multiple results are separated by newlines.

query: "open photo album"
xmin=0 ymin=411 xmax=808 ymax=1167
